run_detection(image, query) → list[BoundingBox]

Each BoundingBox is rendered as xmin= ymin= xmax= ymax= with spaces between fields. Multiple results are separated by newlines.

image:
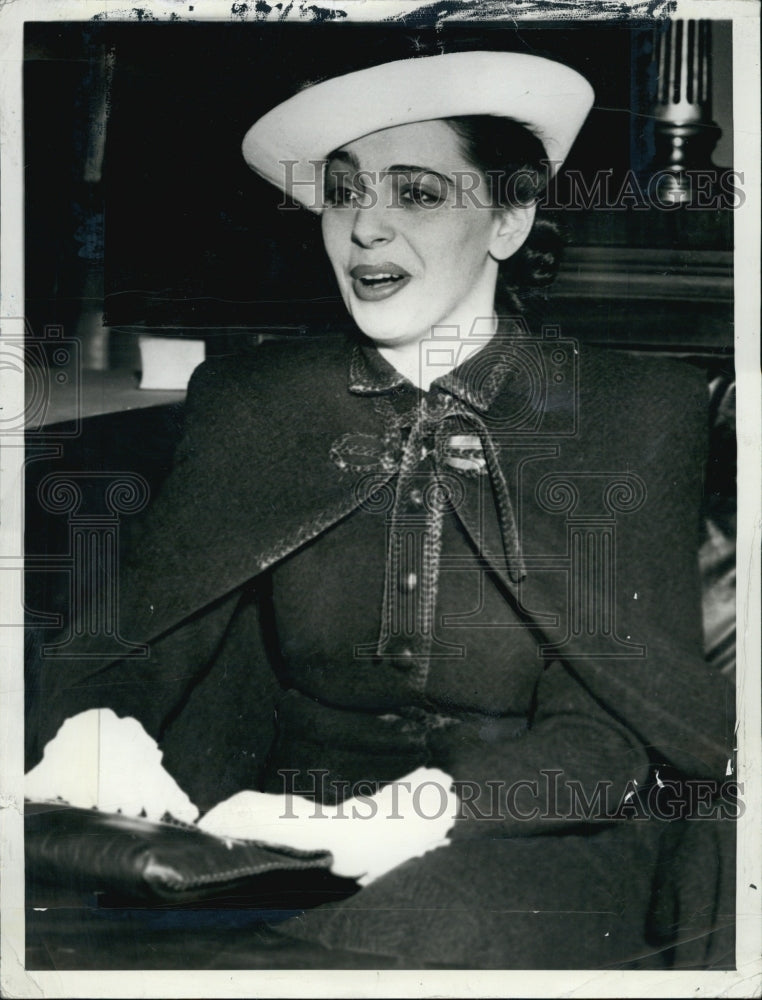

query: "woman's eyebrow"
xmin=325 ymin=154 xmax=455 ymax=188
xmin=383 ymin=164 xmax=455 ymax=186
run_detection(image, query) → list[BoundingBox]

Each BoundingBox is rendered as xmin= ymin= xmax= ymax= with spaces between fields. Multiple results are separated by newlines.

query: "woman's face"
xmin=321 ymin=119 xmax=528 ymax=349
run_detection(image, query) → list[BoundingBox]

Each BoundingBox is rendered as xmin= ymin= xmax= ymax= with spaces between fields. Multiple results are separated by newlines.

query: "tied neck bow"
xmin=338 ymin=340 xmax=529 ymax=685
xmin=331 ymin=390 xmax=527 ymax=585
xmin=401 ymin=393 xmax=527 ymax=585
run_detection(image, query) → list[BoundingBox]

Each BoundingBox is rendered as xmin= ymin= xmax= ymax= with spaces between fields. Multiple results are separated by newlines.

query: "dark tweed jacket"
xmin=28 ymin=331 xmax=732 ymax=775
xmin=26 ymin=331 xmax=735 ymax=967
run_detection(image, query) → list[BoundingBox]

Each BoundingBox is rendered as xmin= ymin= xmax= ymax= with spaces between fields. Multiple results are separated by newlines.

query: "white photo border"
xmin=1 ymin=0 xmax=759 ymax=996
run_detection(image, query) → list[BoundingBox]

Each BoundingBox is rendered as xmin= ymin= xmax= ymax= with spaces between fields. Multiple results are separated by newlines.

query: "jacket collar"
xmin=348 ymin=319 xmax=524 ymax=414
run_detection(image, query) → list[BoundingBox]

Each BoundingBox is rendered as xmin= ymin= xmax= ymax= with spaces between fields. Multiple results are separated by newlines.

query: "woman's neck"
xmin=377 ymin=313 xmax=498 ymax=391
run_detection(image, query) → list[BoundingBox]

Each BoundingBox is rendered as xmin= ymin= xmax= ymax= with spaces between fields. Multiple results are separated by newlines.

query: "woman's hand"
xmin=198 ymin=766 xmax=459 ymax=885
xmin=24 ymin=708 xmax=200 ymax=824
xmin=26 ymin=713 xmax=458 ymax=885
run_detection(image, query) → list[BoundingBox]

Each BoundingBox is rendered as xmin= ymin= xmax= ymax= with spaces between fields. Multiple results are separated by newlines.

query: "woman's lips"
xmin=349 ymin=263 xmax=412 ymax=302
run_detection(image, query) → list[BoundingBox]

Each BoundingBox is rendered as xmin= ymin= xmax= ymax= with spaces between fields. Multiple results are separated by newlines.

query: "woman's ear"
xmin=489 ymin=203 xmax=537 ymax=262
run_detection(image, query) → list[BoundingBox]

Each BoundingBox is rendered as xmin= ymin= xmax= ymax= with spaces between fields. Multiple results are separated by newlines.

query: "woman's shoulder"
xmin=576 ymin=342 xmax=708 ymax=406
xmin=185 ymin=334 xmax=354 ymax=410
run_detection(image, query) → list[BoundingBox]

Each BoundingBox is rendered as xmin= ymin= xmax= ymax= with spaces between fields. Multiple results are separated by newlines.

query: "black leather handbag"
xmin=25 ymin=801 xmax=358 ymax=909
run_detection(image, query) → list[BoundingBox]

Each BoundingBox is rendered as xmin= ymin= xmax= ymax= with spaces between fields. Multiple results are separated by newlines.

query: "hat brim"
xmin=242 ymin=51 xmax=594 ymax=213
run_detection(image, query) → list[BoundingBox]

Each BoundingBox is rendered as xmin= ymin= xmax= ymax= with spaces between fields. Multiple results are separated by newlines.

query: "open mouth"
xmin=350 ymin=263 xmax=412 ymax=302
xmin=359 ymin=273 xmax=405 ymax=287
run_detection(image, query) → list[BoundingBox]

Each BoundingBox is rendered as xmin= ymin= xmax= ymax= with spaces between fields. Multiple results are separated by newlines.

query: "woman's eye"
xmin=399 ymin=183 xmax=445 ymax=208
xmin=325 ymin=185 xmax=359 ymax=207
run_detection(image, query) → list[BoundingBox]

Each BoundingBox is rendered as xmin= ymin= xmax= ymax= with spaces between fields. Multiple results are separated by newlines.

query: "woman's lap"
xmin=26 ymin=821 xmax=674 ymax=970
xmin=264 ymin=822 xmax=664 ymax=969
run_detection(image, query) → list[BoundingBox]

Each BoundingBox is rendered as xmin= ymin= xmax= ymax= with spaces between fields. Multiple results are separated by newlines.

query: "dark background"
xmin=24 ymin=20 xmax=734 ymax=357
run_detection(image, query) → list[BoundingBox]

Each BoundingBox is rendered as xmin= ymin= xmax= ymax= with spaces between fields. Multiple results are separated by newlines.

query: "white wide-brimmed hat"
xmin=242 ymin=51 xmax=594 ymax=213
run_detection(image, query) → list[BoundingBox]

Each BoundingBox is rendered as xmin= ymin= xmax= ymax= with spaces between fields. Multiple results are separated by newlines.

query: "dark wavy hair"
xmin=445 ymin=115 xmax=563 ymax=313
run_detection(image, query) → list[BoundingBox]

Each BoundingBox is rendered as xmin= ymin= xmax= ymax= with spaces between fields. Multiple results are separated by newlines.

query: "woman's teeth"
xmin=361 ymin=274 xmax=403 ymax=285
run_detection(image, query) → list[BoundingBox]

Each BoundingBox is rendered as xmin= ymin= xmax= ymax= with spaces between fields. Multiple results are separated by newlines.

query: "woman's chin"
xmin=344 ymin=296 xmax=423 ymax=349
xmin=349 ymin=311 xmax=427 ymax=349
xmin=356 ymin=325 xmax=429 ymax=350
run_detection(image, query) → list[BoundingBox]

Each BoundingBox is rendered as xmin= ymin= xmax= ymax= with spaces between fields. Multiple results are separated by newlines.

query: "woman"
xmin=26 ymin=51 xmax=733 ymax=969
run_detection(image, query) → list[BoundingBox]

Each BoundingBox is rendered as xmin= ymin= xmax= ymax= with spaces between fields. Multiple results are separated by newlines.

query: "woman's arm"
xmin=25 ymin=356 xmax=285 ymax=805
xmin=26 ymin=579 xmax=284 ymax=816
xmin=426 ymin=657 xmax=653 ymax=838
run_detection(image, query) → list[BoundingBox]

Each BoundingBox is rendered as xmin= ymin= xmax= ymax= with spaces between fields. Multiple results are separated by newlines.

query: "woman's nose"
xmin=351 ymin=194 xmax=394 ymax=248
